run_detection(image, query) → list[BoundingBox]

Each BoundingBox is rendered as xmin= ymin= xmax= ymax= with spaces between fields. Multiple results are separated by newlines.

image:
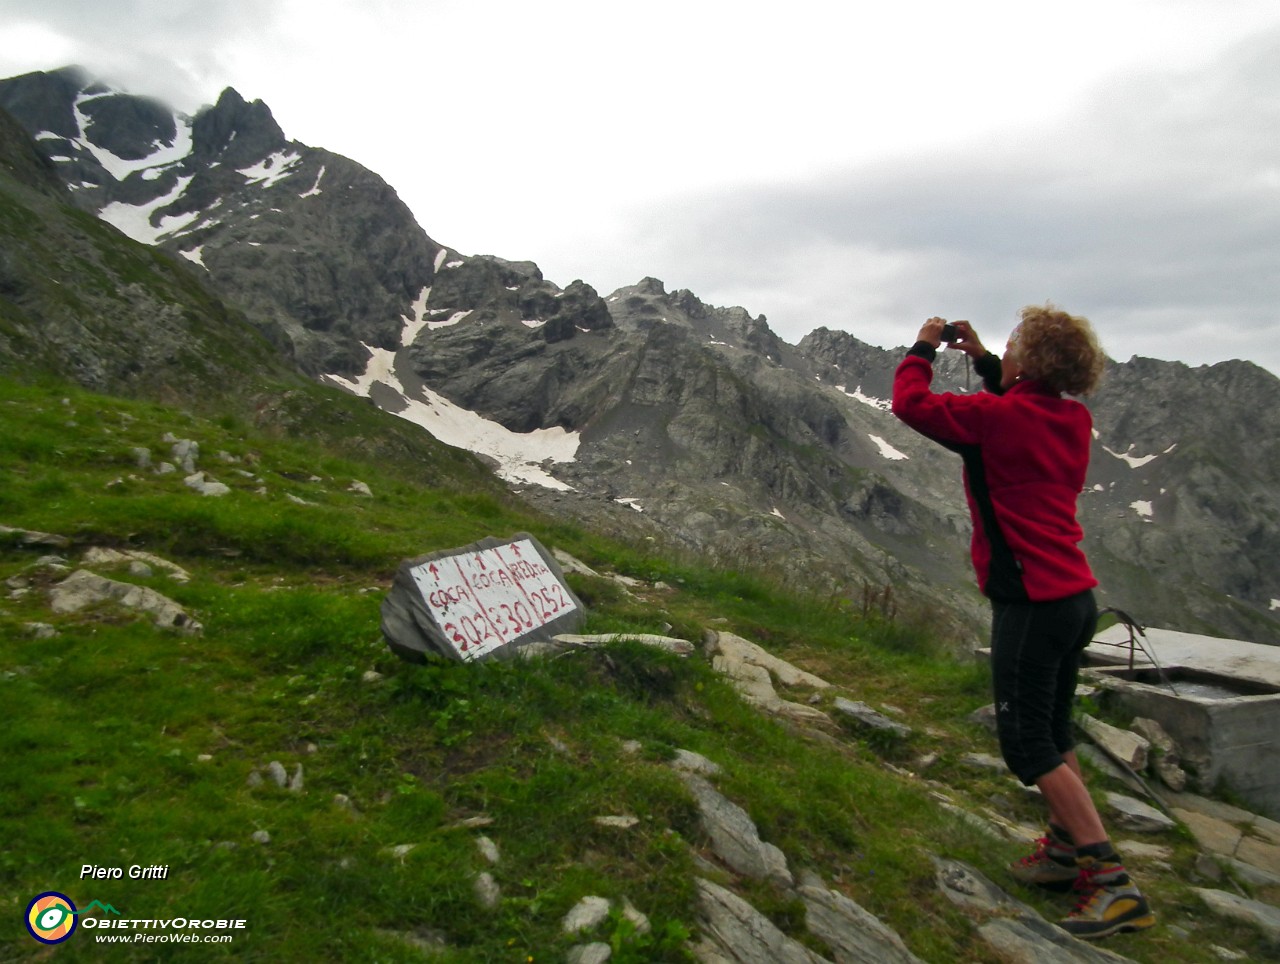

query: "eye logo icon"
xmin=26 ymin=892 xmax=78 ymax=944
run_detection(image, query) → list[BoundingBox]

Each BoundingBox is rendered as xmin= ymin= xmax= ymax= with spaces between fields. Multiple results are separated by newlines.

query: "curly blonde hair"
xmin=1008 ymin=304 xmax=1105 ymax=396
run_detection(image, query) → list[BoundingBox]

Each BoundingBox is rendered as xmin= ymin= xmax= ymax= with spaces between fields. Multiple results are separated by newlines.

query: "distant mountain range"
xmin=3 ymin=65 xmax=1278 ymax=645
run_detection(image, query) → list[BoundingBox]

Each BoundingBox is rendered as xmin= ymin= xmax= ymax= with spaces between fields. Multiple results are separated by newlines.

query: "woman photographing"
xmin=892 ymin=305 xmax=1155 ymax=941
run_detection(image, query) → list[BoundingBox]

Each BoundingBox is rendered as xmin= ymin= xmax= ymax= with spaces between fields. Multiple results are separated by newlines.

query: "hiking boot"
xmin=1009 ymin=827 xmax=1077 ymax=889
xmin=1058 ymin=855 xmax=1156 ymax=940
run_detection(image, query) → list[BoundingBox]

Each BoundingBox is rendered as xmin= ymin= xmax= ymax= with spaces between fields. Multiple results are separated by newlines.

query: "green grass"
xmin=1 ymin=376 xmax=1274 ymax=962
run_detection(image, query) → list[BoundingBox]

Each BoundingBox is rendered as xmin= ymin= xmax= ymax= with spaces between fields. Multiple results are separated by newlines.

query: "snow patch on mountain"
xmin=869 ymin=435 xmax=908 ymax=461
xmin=839 ymin=385 xmax=892 ymax=412
xmin=400 ymin=288 xmax=432 ymax=346
xmin=239 ymin=151 xmax=301 ymax=188
xmin=99 ymin=175 xmax=197 ymax=245
xmin=299 ymin=165 xmax=325 ymax=198
xmin=1105 ymin=442 xmax=1177 ymax=468
xmin=70 ymin=93 xmax=194 ymax=180
xmin=322 ymin=345 xmax=579 ymax=491
xmin=427 ymin=310 xmax=472 ymax=331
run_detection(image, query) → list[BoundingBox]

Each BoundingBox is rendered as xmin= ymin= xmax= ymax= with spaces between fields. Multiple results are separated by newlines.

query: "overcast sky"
xmin=3 ymin=0 xmax=1279 ymax=376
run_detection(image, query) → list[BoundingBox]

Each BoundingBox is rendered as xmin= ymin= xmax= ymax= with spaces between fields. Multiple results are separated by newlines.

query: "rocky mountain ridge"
xmin=3 ymin=66 xmax=1277 ymax=645
xmin=0 ymin=65 xmax=442 ymax=376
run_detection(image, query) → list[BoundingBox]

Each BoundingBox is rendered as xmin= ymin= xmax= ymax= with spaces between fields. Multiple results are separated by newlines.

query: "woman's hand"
xmin=949 ymin=320 xmax=988 ymax=359
xmin=916 ymin=317 xmax=948 ymax=347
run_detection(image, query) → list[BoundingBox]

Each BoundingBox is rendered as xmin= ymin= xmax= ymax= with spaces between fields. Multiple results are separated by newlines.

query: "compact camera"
xmin=939 ymin=323 xmax=959 ymax=343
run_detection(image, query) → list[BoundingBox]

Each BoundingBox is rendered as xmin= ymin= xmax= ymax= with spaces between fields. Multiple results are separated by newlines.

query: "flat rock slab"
xmin=1237 ymin=836 xmax=1280 ymax=878
xmin=1173 ymin=807 xmax=1243 ymax=856
xmin=1194 ymin=888 xmax=1280 ymax=943
xmin=562 ymin=895 xmax=611 ymax=934
xmin=566 ymin=944 xmax=612 ymax=964
xmin=796 ymin=873 xmax=924 ymax=963
xmin=1165 ymin=796 xmax=1280 ymax=880
xmin=694 ymin=878 xmax=829 ymax=964
xmin=704 ymin=630 xmax=832 ymax=690
xmin=931 ymin=856 xmax=1134 ymax=963
xmin=1106 ymin=792 xmax=1177 ymax=833
xmin=552 ymin=633 xmax=694 ymax=655
xmin=49 ymin=569 xmax=201 ymax=633
xmin=977 ymin=917 xmax=1134 ymax=964
xmin=960 ymin=752 xmax=1007 ymax=772
xmin=83 ymin=546 xmax=192 ymax=582
xmin=672 ymin=749 xmax=723 ymax=776
xmin=678 ymin=773 xmax=792 ymax=885
xmin=0 ymin=524 xmax=71 ymax=548
xmin=705 ymin=631 xmax=834 ymax=727
xmin=832 ymin=698 xmax=912 ymax=739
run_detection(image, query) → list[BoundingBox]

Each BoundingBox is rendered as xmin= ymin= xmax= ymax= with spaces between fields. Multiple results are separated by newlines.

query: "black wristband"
xmin=907 ymin=341 xmax=937 ymax=362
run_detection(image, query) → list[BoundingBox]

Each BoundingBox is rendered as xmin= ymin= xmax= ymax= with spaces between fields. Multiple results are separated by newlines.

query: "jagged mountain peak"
xmin=0 ymin=66 xmax=447 ymax=376
xmin=1 ymin=67 xmax=186 ymax=167
xmin=606 ymin=277 xmax=783 ymax=358
xmin=191 ymin=86 xmax=287 ymax=163
xmin=0 ymin=67 xmax=289 ymax=203
xmin=4 ymin=64 xmax=1277 ymax=645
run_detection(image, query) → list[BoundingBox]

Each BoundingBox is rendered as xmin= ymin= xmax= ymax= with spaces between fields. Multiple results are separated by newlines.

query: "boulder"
xmin=1106 ymin=792 xmax=1177 ymax=833
xmin=49 ymin=569 xmax=201 ymax=633
xmin=562 ymin=896 xmax=611 ymax=934
xmin=704 ymin=630 xmax=831 ymax=690
xmin=1194 ymin=888 xmax=1280 ymax=944
xmin=184 ymin=471 xmax=230 ymax=497
xmin=381 ymin=533 xmax=584 ymax=663
xmin=474 ymin=872 xmax=500 ymax=909
xmin=932 ymin=857 xmax=1132 ymax=963
xmin=678 ymin=773 xmax=792 ymax=885
xmin=796 ymin=871 xmax=923 ymax=963
xmin=831 ymin=698 xmax=912 ymax=739
xmin=1079 ymin=714 xmax=1149 ymax=771
xmin=704 ymin=630 xmax=833 ymax=726
xmin=82 ymin=546 xmax=192 ymax=582
xmin=552 ymin=633 xmax=694 ymax=655
xmin=1131 ymin=717 xmax=1187 ymax=791
xmin=693 ymin=878 xmax=829 ymax=964
xmin=567 ymin=944 xmax=612 ymax=964
xmin=0 ymin=524 xmax=70 ymax=549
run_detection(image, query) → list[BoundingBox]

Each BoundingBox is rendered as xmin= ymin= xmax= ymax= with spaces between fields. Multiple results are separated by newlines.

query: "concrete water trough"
xmin=1083 ymin=625 xmax=1280 ymax=820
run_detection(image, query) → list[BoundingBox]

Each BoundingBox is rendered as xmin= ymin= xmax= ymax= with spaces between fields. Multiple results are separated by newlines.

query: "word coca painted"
xmin=408 ymin=538 xmax=579 ymax=661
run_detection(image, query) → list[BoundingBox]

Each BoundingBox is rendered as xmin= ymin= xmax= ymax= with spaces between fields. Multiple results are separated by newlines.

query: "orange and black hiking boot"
xmin=1058 ymin=853 xmax=1156 ymax=940
xmin=1008 ymin=826 xmax=1077 ymax=889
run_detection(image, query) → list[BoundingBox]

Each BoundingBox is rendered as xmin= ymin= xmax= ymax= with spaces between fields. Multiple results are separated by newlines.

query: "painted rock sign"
xmin=381 ymin=533 xmax=585 ymax=663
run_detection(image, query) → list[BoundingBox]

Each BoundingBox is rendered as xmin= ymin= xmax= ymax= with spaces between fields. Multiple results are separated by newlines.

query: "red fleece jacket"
xmin=892 ymin=352 xmax=1097 ymax=602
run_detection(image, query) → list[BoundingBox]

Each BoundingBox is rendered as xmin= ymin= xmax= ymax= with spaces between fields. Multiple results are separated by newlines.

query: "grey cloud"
xmin=0 ymin=0 xmax=270 ymax=41
xmin=0 ymin=0 xmax=277 ymax=108
xmin=622 ymin=29 xmax=1280 ymax=374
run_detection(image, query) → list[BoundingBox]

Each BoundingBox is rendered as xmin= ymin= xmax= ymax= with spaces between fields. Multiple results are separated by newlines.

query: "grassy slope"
xmin=0 ymin=375 xmax=1272 ymax=963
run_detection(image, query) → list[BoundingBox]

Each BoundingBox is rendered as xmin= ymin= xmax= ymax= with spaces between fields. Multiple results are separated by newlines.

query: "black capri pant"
xmin=989 ymin=589 xmax=1098 ymax=786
